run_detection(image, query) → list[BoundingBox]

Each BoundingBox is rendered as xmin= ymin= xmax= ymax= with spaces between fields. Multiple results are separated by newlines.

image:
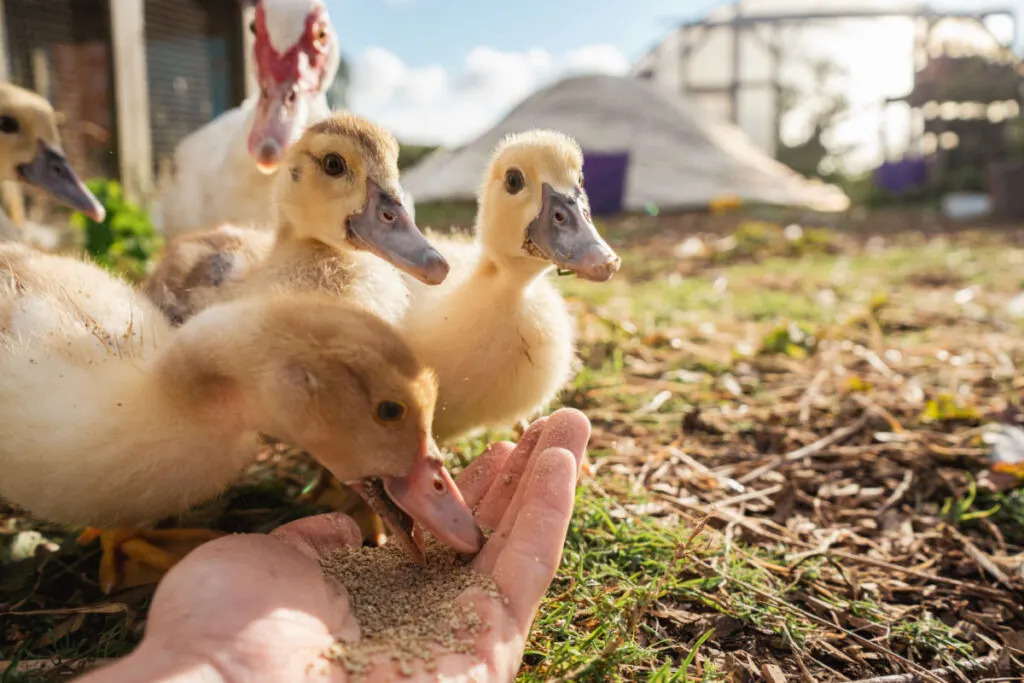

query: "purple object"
xmin=582 ymin=151 xmax=629 ymax=215
xmin=875 ymin=157 xmax=927 ymax=194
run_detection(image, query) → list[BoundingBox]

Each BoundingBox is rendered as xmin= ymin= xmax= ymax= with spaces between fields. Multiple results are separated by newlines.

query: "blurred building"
xmin=880 ymin=17 xmax=1024 ymax=205
xmin=401 ymin=74 xmax=849 ymax=215
xmin=0 ymin=0 xmax=256 ymax=203
xmin=630 ymin=1 xmax=1018 ymax=172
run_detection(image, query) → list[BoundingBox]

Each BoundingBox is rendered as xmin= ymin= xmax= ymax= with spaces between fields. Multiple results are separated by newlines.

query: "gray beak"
xmin=526 ymin=183 xmax=620 ymax=282
xmin=346 ymin=178 xmax=449 ymax=285
xmin=17 ymin=141 xmax=105 ymax=222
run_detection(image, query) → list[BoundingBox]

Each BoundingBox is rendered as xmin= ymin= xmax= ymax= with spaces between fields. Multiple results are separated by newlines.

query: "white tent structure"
xmin=400 ymin=74 xmax=849 ymax=214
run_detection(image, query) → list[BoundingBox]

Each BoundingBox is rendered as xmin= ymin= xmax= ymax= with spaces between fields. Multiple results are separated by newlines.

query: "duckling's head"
xmin=0 ymin=83 xmax=104 ymax=221
xmin=247 ymin=295 xmax=480 ymax=558
xmin=478 ymin=130 xmax=620 ymax=282
xmin=274 ymin=113 xmax=449 ymax=285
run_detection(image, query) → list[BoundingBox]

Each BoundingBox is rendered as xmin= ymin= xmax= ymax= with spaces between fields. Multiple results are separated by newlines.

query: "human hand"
xmin=77 ymin=407 xmax=591 ymax=683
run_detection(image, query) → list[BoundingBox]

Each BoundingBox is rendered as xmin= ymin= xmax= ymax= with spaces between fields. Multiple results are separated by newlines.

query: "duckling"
xmin=0 ymin=243 xmax=480 ymax=593
xmin=401 ymin=130 xmax=621 ymax=440
xmin=144 ymin=114 xmax=448 ymax=543
xmin=145 ymin=112 xmax=446 ymax=327
xmin=0 ymin=83 xmax=105 ymax=240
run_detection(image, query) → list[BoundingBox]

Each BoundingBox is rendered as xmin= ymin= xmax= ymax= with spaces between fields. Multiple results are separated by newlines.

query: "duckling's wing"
xmin=144 ymin=224 xmax=274 ymax=325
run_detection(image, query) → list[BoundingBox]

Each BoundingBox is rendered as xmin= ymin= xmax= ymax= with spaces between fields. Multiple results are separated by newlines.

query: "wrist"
xmin=76 ymin=639 xmax=225 ymax=683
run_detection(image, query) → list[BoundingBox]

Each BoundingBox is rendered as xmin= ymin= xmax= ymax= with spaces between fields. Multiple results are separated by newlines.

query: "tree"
xmin=325 ymin=53 xmax=350 ymax=110
xmin=398 ymin=144 xmax=438 ymax=171
xmin=775 ymin=57 xmax=856 ymax=181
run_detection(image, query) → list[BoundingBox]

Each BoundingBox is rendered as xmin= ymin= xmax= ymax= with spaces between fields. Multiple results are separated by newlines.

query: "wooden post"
xmin=0 ymin=2 xmax=25 ymax=229
xmin=677 ymin=28 xmax=687 ymax=95
xmin=730 ymin=3 xmax=742 ymax=125
xmin=768 ymin=28 xmax=780 ymax=159
xmin=879 ymin=103 xmax=889 ymax=163
xmin=0 ymin=0 xmax=9 ymax=82
xmin=109 ymin=0 xmax=153 ymax=203
xmin=241 ymin=3 xmax=257 ymax=99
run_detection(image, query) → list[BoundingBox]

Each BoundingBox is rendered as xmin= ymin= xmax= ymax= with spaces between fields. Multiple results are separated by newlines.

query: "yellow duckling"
xmin=0 ymin=243 xmax=480 ymax=593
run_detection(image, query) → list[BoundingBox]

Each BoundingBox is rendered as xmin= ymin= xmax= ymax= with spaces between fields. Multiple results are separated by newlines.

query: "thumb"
xmin=271 ymin=512 xmax=364 ymax=563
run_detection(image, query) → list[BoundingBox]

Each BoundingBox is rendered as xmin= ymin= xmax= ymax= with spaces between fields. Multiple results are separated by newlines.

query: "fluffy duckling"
xmin=145 ymin=113 xmax=446 ymax=327
xmin=0 ymin=243 xmax=480 ymax=593
xmin=401 ymin=130 xmax=621 ymax=440
xmin=0 ymin=83 xmax=105 ymax=240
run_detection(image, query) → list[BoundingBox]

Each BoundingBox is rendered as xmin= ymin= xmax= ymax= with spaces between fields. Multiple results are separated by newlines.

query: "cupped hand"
xmin=78 ymin=408 xmax=590 ymax=683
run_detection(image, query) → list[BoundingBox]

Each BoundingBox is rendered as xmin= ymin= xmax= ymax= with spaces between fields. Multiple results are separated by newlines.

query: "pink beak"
xmin=382 ymin=445 xmax=483 ymax=555
xmin=247 ymin=81 xmax=311 ymax=173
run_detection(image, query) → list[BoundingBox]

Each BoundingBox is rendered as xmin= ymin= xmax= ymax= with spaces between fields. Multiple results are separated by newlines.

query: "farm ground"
xmin=3 ymin=213 xmax=1024 ymax=681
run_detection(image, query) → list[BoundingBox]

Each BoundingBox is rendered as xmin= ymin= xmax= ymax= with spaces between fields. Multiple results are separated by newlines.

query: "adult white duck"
xmin=157 ymin=0 xmax=343 ymax=239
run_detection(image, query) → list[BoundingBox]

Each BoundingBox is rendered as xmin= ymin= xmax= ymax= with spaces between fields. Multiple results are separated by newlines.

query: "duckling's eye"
xmin=504 ymin=168 xmax=525 ymax=195
xmin=376 ymin=400 xmax=408 ymax=423
xmin=321 ymin=153 xmax=347 ymax=177
xmin=0 ymin=116 xmax=20 ymax=134
xmin=249 ymin=20 xmax=257 ymax=35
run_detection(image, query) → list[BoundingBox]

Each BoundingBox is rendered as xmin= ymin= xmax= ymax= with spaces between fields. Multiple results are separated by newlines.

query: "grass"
xmin=4 ymin=213 xmax=1024 ymax=680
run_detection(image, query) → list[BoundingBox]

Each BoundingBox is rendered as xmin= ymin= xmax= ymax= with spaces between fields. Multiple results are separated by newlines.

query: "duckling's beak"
xmin=525 ymin=183 xmax=620 ymax=282
xmin=347 ymin=179 xmax=450 ymax=285
xmin=17 ymin=141 xmax=105 ymax=222
xmin=247 ymin=81 xmax=310 ymax=174
xmin=382 ymin=441 xmax=483 ymax=557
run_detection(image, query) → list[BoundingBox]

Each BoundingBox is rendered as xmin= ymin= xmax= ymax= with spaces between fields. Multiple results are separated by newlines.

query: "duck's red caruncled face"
xmin=248 ymin=3 xmax=333 ymax=173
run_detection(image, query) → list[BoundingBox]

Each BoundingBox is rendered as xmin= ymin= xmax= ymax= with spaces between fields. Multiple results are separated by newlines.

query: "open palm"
xmin=79 ymin=408 xmax=590 ymax=683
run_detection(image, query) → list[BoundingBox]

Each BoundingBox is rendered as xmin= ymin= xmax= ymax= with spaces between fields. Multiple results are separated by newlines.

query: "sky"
xmin=326 ymin=0 xmax=1024 ymax=169
xmin=325 ymin=0 xmax=711 ymax=146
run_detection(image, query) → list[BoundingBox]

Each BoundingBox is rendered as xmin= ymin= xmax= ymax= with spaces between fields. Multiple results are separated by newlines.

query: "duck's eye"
xmin=504 ymin=168 xmax=525 ymax=195
xmin=376 ymin=400 xmax=408 ymax=423
xmin=0 ymin=116 xmax=20 ymax=134
xmin=322 ymin=153 xmax=347 ymax=177
xmin=249 ymin=20 xmax=257 ymax=35
xmin=316 ymin=25 xmax=328 ymax=44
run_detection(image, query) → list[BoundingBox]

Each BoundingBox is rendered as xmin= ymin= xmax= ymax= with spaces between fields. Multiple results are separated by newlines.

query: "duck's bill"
xmin=18 ymin=141 xmax=105 ymax=222
xmin=353 ymin=447 xmax=483 ymax=562
xmin=346 ymin=178 xmax=449 ymax=285
xmin=357 ymin=477 xmax=425 ymax=562
xmin=525 ymin=182 xmax=621 ymax=282
xmin=247 ymin=81 xmax=310 ymax=174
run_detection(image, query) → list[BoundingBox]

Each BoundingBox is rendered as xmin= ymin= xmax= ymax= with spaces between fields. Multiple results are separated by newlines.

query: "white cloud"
xmin=563 ymin=45 xmax=630 ymax=76
xmin=347 ymin=44 xmax=629 ymax=146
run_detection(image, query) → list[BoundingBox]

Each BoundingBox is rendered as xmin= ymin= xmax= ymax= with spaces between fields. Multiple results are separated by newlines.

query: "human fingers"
xmin=486 ymin=447 xmax=579 ymax=631
xmin=474 ymin=409 xmax=590 ymax=568
xmin=472 ymin=416 xmax=550 ymax=528
xmin=455 ymin=441 xmax=515 ymax=509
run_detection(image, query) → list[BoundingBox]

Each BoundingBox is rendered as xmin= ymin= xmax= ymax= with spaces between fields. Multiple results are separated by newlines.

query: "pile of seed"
xmin=320 ymin=537 xmax=504 ymax=679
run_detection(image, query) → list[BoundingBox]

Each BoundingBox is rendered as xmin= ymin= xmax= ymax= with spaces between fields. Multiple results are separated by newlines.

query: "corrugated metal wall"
xmin=145 ymin=0 xmax=244 ymax=176
xmin=1 ymin=0 xmax=245 ymax=189
xmin=2 ymin=0 xmax=117 ymax=180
